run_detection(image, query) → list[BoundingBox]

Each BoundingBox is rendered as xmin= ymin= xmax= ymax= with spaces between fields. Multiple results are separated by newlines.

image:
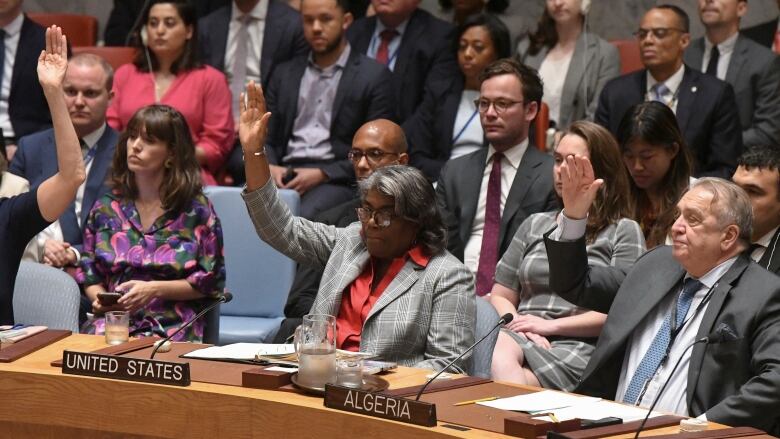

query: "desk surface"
xmin=0 ymin=335 xmax=718 ymax=439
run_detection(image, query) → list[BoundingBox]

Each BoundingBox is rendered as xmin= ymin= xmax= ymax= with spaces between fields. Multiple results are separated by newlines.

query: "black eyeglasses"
xmin=355 ymin=207 xmax=395 ymax=228
xmin=347 ymin=149 xmax=399 ymax=165
xmin=633 ymin=27 xmax=687 ymax=40
xmin=473 ymin=98 xmax=524 ymax=114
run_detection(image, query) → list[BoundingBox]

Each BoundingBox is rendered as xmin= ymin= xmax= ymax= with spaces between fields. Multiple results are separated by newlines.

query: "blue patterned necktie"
xmin=652 ymin=83 xmax=669 ymax=102
xmin=622 ymin=277 xmax=703 ymax=405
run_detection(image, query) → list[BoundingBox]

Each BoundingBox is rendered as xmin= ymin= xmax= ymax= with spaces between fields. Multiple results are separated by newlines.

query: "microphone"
xmin=124 ymin=0 xmax=153 ymax=46
xmin=149 ymin=292 xmax=233 ymax=359
xmin=414 ymin=312 xmax=513 ymax=401
xmin=633 ymin=324 xmax=735 ymax=439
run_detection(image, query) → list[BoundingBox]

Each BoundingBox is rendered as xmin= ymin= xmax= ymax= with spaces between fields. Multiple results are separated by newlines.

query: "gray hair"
xmin=690 ymin=177 xmax=752 ymax=245
xmin=358 ymin=165 xmax=447 ymax=255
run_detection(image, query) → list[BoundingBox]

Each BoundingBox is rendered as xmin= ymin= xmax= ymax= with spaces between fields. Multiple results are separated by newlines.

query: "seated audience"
xmin=420 ymin=0 xmax=535 ymax=45
xmin=547 ymin=157 xmax=780 ymax=432
xmin=264 ymin=0 xmax=395 ymax=218
xmin=0 ymin=0 xmax=51 ymax=161
xmin=489 ymin=121 xmax=644 ymax=390
xmin=595 ymin=5 xmax=742 ymax=179
xmin=76 ymin=105 xmax=226 ymax=342
xmin=617 ymin=101 xmax=692 ymax=248
xmin=107 ymin=0 xmax=234 ymax=186
xmin=1 ymin=26 xmax=85 ymax=325
xmin=199 ymin=0 xmax=308 ymax=186
xmin=408 ymin=13 xmax=511 ymax=180
xmin=273 ymin=118 xmax=409 ymax=343
xmin=732 ymin=145 xmax=780 ymax=274
xmin=425 ymin=0 xmax=508 ymax=26
xmin=11 ymin=53 xmax=118 ymax=267
xmin=518 ymin=0 xmax=620 ymax=132
xmin=684 ymin=0 xmax=780 ymax=147
xmin=436 ymin=58 xmax=557 ymax=295
xmin=241 ymin=82 xmax=475 ymax=371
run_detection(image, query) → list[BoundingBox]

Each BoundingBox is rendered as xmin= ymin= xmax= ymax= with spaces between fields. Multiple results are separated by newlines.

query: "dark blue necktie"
xmin=622 ymin=277 xmax=703 ymax=405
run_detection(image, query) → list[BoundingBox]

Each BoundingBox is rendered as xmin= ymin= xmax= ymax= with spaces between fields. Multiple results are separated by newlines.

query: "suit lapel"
xmin=684 ymin=39 xmax=705 ymax=72
xmin=764 ymin=228 xmax=780 ymax=274
xmin=499 ymin=147 xmax=543 ymax=244
xmin=391 ymin=10 xmax=423 ymax=83
xmin=675 ymin=67 xmax=697 ymax=134
xmin=261 ymin=6 xmax=281 ymax=86
xmin=81 ymin=127 xmax=115 ymax=226
xmin=211 ymin=7 xmax=231 ymax=71
xmin=350 ymin=18 xmax=375 ymax=55
xmin=724 ymin=36 xmax=749 ymax=85
xmin=323 ymin=247 xmax=370 ymax=317
xmin=281 ymin=58 xmax=308 ymax=139
xmin=365 ymin=260 xmax=422 ymax=322
xmin=559 ymin=33 xmax=590 ymax=120
xmin=10 ymin=18 xmax=37 ymax=94
xmin=460 ymin=150 xmax=488 ymax=245
xmin=686 ymin=255 xmax=748 ymax=409
xmin=332 ymin=52 xmax=359 ymax=124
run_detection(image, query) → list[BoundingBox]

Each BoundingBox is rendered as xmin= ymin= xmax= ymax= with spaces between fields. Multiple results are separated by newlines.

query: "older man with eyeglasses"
xmin=595 ymin=4 xmax=742 ymax=179
xmin=436 ymin=57 xmax=557 ymax=296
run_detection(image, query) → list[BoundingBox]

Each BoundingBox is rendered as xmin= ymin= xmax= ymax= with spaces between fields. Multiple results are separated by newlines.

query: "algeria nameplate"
xmin=324 ymin=383 xmax=437 ymax=427
xmin=61 ymin=350 xmax=191 ymax=386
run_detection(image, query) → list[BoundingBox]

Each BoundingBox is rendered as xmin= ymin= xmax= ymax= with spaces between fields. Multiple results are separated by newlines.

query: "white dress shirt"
xmin=750 ymin=225 xmax=779 ymax=265
xmin=463 ymin=140 xmax=527 ymax=273
xmin=701 ymin=32 xmax=738 ymax=81
xmin=0 ymin=13 xmax=24 ymax=138
xmin=615 ymin=256 xmax=737 ymax=415
xmin=646 ymin=64 xmax=685 ymax=113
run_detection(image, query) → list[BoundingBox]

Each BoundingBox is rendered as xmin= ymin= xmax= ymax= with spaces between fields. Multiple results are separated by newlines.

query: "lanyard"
xmin=369 ymin=32 xmax=400 ymax=68
xmin=84 ymin=145 xmax=98 ymax=166
xmin=452 ymin=109 xmax=479 ymax=144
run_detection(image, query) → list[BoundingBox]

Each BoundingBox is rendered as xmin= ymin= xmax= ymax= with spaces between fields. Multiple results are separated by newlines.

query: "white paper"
xmin=478 ymin=390 xmax=600 ymax=412
xmin=264 ymin=366 xmax=298 ymax=373
xmin=182 ymin=343 xmax=295 ymax=360
xmin=550 ymin=400 xmax=663 ymax=422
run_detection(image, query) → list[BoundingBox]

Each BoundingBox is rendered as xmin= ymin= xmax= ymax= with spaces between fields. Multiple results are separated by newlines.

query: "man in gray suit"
xmin=684 ymin=0 xmax=780 ymax=148
xmin=436 ymin=58 xmax=557 ymax=296
xmin=546 ymin=163 xmax=780 ymax=433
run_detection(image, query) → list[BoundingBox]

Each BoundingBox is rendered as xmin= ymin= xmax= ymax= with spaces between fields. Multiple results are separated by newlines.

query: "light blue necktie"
xmin=622 ymin=277 xmax=703 ymax=405
xmin=652 ymin=83 xmax=669 ymax=102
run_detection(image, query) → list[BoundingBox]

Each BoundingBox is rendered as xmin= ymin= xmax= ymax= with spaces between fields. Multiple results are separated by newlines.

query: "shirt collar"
xmin=755 ymin=225 xmax=779 ymax=248
xmin=307 ymin=43 xmax=351 ymax=72
xmin=81 ymin=123 xmax=107 ymax=149
xmin=688 ymin=255 xmax=738 ymax=289
xmin=407 ymin=244 xmax=431 ymax=268
xmin=376 ymin=16 xmax=410 ymax=38
xmin=704 ymin=31 xmax=738 ymax=55
xmin=3 ymin=13 xmax=24 ymax=36
xmin=487 ymin=138 xmax=528 ymax=170
xmin=231 ymin=0 xmax=268 ymax=21
xmin=646 ymin=63 xmax=685 ymax=94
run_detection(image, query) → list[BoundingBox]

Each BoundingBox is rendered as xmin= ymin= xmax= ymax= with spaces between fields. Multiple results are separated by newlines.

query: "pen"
xmin=453 ymin=396 xmax=499 ymax=406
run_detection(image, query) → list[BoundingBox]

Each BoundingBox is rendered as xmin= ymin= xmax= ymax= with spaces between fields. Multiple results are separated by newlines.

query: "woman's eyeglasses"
xmin=356 ymin=207 xmax=395 ymax=228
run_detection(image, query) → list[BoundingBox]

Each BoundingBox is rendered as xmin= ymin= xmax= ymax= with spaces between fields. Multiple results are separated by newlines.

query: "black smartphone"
xmin=97 ymin=291 xmax=123 ymax=306
xmin=282 ymin=167 xmax=297 ymax=185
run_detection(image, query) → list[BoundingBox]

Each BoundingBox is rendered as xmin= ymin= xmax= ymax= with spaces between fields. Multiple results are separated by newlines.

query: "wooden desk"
xmin=0 ymin=335 xmax=720 ymax=439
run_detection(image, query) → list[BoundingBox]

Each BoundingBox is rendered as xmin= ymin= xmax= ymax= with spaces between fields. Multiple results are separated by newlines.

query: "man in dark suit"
xmin=741 ymin=0 xmax=779 ymax=50
xmin=546 ymin=167 xmax=780 ymax=434
xmin=596 ymin=5 xmax=742 ymax=179
xmin=10 ymin=53 xmax=118 ymax=269
xmin=272 ymin=118 xmax=408 ymax=342
xmin=346 ymin=0 xmax=457 ymax=140
xmin=0 ymin=1 xmax=51 ymax=160
xmin=732 ymin=145 xmax=780 ymax=274
xmin=264 ymin=0 xmax=395 ymax=218
xmin=436 ymin=58 xmax=557 ymax=296
xmin=684 ymin=0 xmax=780 ymax=148
xmin=199 ymin=0 xmax=308 ymax=185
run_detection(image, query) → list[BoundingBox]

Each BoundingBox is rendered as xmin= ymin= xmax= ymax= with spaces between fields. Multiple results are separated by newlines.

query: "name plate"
xmin=324 ymin=383 xmax=436 ymax=427
xmin=61 ymin=350 xmax=190 ymax=386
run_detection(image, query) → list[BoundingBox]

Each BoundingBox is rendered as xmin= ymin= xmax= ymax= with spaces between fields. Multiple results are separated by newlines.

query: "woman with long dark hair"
xmin=489 ymin=121 xmax=644 ymax=390
xmin=617 ymin=101 xmax=693 ymax=248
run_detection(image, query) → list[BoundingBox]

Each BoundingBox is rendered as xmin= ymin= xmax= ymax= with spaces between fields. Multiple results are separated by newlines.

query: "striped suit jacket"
xmin=243 ymin=180 xmax=476 ymax=372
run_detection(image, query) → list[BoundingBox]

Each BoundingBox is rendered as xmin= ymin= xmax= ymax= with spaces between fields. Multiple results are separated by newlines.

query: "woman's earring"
xmin=164 ymin=158 xmax=173 ymax=169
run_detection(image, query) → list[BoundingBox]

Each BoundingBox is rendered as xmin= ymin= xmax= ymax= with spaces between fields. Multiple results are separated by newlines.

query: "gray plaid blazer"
xmin=242 ymin=180 xmax=476 ymax=372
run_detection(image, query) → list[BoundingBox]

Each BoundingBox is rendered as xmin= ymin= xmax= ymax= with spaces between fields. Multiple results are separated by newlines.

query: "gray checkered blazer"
xmin=242 ymin=180 xmax=476 ymax=372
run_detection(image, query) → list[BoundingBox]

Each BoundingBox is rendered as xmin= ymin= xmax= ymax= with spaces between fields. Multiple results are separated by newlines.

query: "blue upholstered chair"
xmin=204 ymin=186 xmax=300 ymax=344
xmin=13 ymin=261 xmax=81 ymax=332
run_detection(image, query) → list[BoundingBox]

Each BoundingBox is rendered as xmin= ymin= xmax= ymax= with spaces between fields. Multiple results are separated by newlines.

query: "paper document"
xmin=478 ymin=390 xmax=600 ymax=412
xmin=183 ymin=343 xmax=296 ymax=361
xmin=550 ymin=400 xmax=663 ymax=422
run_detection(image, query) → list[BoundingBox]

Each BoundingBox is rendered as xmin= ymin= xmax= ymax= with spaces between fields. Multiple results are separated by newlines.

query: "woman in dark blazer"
xmin=408 ymin=13 xmax=511 ymax=180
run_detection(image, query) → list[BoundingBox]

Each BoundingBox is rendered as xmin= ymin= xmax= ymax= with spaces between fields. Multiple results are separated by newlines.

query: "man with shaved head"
xmin=273 ymin=118 xmax=409 ymax=342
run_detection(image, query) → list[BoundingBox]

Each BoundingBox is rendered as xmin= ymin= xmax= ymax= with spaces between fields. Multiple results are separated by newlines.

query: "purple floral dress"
xmin=75 ymin=192 xmax=226 ymax=342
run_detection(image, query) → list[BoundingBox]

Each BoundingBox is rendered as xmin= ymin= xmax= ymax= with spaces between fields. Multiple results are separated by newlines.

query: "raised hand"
xmin=238 ymin=81 xmax=271 ymax=155
xmin=560 ymin=154 xmax=603 ymax=220
xmin=37 ymin=25 xmax=68 ymax=91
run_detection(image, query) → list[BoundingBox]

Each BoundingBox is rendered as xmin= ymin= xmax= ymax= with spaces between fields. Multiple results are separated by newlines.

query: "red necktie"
xmin=774 ymin=30 xmax=780 ymax=55
xmin=375 ymin=29 xmax=397 ymax=65
xmin=476 ymin=153 xmax=503 ymax=296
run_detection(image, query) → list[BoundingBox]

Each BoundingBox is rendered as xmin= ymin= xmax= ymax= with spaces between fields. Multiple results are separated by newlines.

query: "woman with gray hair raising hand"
xmin=239 ymin=81 xmax=475 ymax=372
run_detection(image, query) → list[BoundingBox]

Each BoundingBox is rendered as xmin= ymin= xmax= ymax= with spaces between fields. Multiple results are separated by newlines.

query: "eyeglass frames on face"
xmin=347 ymin=149 xmax=399 ymax=165
xmin=473 ymin=98 xmax=524 ymax=114
xmin=355 ymin=207 xmax=395 ymax=228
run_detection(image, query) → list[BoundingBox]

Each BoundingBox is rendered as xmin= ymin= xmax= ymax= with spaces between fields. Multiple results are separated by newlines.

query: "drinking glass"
xmin=104 ymin=311 xmax=129 ymax=345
